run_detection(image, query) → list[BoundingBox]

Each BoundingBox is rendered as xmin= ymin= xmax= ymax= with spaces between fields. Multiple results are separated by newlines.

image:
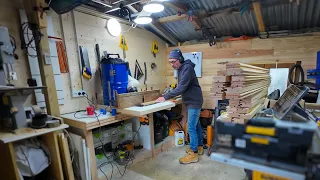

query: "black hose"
xmin=119 ymin=4 xmax=132 ymax=22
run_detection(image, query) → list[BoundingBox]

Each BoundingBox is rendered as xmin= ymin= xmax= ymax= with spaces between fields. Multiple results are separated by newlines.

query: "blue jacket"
xmin=164 ymin=60 xmax=203 ymax=109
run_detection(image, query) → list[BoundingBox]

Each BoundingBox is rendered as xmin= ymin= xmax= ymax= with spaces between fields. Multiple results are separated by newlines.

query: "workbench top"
xmin=122 ymin=101 xmax=178 ymax=116
xmin=0 ymin=124 xmax=68 ymax=143
xmin=61 ymin=110 xmax=132 ymax=130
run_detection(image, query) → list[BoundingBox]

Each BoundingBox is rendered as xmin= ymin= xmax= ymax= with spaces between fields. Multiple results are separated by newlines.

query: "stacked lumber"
xmin=225 ymin=63 xmax=270 ymax=124
xmin=211 ymin=70 xmax=230 ymax=103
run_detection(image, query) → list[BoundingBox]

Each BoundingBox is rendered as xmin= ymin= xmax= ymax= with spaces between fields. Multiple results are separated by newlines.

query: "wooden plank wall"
xmin=48 ymin=11 xmax=168 ymax=114
xmin=166 ymin=35 xmax=320 ymax=109
xmin=0 ymin=1 xmax=168 ymax=114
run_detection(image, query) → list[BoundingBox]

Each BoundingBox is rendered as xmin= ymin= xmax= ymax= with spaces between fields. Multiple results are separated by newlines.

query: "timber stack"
xmin=211 ymin=69 xmax=230 ymax=106
xmin=225 ymin=63 xmax=270 ymax=124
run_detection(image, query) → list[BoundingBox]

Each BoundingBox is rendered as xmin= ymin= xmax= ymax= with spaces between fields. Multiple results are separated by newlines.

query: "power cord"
xmin=9 ymin=35 xmax=19 ymax=60
xmin=84 ymin=94 xmax=142 ymax=180
xmin=20 ymin=22 xmax=42 ymax=58
xmin=99 ymin=124 xmax=142 ymax=179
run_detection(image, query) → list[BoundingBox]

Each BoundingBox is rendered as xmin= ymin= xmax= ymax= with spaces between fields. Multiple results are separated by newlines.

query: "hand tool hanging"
xmin=144 ymin=62 xmax=147 ymax=90
xmin=95 ymin=43 xmax=102 ymax=82
xmin=79 ymin=46 xmax=92 ymax=79
xmin=119 ymin=34 xmax=128 ymax=59
xmin=151 ymin=40 xmax=159 ymax=58
xmin=119 ymin=34 xmax=132 ymax=76
xmin=134 ymin=59 xmax=143 ymax=80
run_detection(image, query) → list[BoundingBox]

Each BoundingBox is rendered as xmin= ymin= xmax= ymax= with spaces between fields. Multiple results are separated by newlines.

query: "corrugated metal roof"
xmin=162 ymin=20 xmax=203 ymax=42
xmin=202 ymin=10 xmax=258 ymax=38
xmin=262 ymin=0 xmax=320 ymax=30
xmin=188 ymin=0 xmax=242 ymax=11
xmin=147 ymin=0 xmax=320 ymax=44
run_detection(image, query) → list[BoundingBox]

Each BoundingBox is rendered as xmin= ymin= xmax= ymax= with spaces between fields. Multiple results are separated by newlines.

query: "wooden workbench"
xmin=62 ymin=100 xmax=185 ymax=180
xmin=61 ymin=111 xmax=133 ymax=180
xmin=0 ymin=124 xmax=69 ymax=180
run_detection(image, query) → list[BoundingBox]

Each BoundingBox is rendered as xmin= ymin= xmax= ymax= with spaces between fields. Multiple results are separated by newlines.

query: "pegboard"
xmin=174 ymin=52 xmax=202 ymax=78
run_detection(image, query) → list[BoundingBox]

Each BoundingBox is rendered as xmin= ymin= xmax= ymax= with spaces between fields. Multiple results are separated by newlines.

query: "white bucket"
xmin=174 ymin=131 xmax=185 ymax=147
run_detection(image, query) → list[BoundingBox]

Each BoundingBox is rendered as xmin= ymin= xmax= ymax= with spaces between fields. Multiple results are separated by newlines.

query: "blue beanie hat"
xmin=169 ymin=48 xmax=184 ymax=62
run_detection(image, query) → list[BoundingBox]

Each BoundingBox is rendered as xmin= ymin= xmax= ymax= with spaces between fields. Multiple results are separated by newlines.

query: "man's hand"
xmin=156 ymin=97 xmax=165 ymax=103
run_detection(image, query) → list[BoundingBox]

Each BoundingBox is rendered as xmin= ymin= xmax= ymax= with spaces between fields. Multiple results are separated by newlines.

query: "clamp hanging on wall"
xmin=119 ymin=34 xmax=128 ymax=59
xmin=151 ymin=40 xmax=158 ymax=58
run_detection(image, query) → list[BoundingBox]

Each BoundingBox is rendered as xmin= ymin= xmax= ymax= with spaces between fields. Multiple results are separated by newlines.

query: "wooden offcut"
xmin=58 ymin=134 xmax=75 ymax=180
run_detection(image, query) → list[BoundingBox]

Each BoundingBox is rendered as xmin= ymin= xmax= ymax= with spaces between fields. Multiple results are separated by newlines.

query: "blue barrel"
xmin=101 ymin=54 xmax=129 ymax=106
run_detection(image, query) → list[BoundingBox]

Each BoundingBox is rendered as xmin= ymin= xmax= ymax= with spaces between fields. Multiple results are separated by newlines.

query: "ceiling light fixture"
xmin=107 ymin=18 xmax=121 ymax=36
xmin=143 ymin=1 xmax=164 ymax=13
xmin=134 ymin=16 xmax=152 ymax=24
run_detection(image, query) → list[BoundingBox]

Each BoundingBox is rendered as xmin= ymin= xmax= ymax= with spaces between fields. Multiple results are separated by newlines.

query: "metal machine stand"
xmin=0 ymin=27 xmax=45 ymax=130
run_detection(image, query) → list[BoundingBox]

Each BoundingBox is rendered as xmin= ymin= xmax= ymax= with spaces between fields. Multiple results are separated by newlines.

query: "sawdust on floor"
xmin=129 ymin=146 xmax=246 ymax=180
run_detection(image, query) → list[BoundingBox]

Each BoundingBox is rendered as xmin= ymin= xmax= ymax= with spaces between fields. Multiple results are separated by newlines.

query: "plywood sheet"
xmin=122 ymin=101 xmax=176 ymax=116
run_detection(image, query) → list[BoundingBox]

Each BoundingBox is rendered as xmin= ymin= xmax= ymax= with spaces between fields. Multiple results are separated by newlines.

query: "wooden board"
xmin=42 ymin=132 xmax=64 ymax=180
xmin=122 ymin=101 xmax=176 ymax=116
xmin=85 ymin=131 xmax=97 ymax=180
xmin=0 ymin=142 xmax=19 ymax=180
xmin=116 ymin=90 xmax=161 ymax=109
xmin=212 ymin=76 xmax=231 ymax=83
xmin=226 ymin=68 xmax=269 ymax=76
xmin=231 ymin=75 xmax=270 ymax=82
xmin=58 ymin=134 xmax=75 ymax=180
xmin=226 ymin=81 xmax=270 ymax=94
xmin=0 ymin=124 xmax=69 ymax=143
xmin=226 ymin=63 xmax=269 ymax=71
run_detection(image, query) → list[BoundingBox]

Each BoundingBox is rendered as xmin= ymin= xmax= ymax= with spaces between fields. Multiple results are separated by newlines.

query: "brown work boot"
xmin=179 ymin=151 xmax=199 ymax=164
xmin=186 ymin=146 xmax=204 ymax=155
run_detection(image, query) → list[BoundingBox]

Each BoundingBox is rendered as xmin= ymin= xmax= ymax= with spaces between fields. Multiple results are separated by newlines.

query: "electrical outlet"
xmin=9 ymin=72 xmax=17 ymax=80
xmin=72 ymin=90 xmax=86 ymax=98
xmin=44 ymin=53 xmax=51 ymax=65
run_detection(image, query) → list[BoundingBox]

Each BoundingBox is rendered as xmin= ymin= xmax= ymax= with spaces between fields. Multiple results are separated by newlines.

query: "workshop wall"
xmin=166 ymin=35 xmax=320 ymax=109
xmin=50 ymin=11 xmax=167 ymax=114
xmin=0 ymin=0 xmax=34 ymax=106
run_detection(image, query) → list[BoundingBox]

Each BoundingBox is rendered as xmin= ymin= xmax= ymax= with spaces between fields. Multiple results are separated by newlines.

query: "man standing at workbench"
xmin=156 ymin=48 xmax=204 ymax=164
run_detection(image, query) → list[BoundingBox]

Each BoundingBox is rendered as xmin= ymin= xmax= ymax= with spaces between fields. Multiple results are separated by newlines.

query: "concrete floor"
xmin=118 ymin=146 xmax=247 ymax=180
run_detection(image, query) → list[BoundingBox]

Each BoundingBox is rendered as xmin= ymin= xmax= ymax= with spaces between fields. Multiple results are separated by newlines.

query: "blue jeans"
xmin=188 ymin=108 xmax=203 ymax=152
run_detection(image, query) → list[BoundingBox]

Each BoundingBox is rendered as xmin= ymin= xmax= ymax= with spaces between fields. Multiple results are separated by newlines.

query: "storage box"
xmin=232 ymin=134 xmax=308 ymax=165
xmin=216 ymin=120 xmax=244 ymax=137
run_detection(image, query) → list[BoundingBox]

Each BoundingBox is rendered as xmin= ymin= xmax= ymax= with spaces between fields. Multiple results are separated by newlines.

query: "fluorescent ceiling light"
xmin=134 ymin=16 xmax=152 ymax=24
xmin=143 ymin=1 xmax=164 ymax=13
xmin=107 ymin=18 xmax=121 ymax=36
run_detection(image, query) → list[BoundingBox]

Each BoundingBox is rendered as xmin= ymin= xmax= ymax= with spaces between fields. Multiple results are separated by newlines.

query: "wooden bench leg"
xmin=0 ymin=142 xmax=20 ymax=180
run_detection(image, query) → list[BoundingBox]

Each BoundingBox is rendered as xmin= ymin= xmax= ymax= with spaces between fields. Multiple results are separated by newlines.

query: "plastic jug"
xmin=175 ymin=131 xmax=185 ymax=147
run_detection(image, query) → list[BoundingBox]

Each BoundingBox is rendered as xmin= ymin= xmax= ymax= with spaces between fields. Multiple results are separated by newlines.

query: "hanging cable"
xmin=20 ymin=22 xmax=42 ymax=58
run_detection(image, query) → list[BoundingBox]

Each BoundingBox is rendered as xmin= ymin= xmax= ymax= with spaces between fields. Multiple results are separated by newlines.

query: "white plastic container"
xmin=175 ymin=131 xmax=185 ymax=147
